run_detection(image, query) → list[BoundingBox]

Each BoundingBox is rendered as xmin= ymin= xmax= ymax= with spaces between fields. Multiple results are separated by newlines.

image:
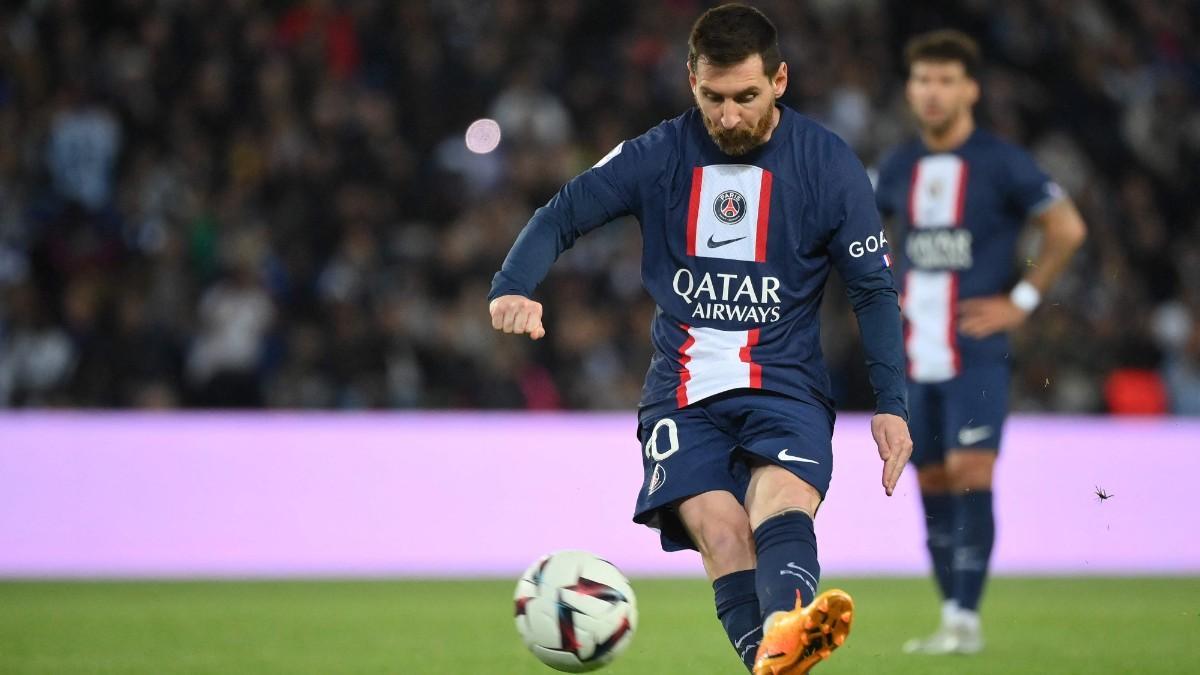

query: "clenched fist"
xmin=489 ymin=294 xmax=546 ymax=340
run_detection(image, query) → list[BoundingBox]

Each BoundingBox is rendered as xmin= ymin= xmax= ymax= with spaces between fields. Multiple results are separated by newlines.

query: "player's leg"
xmin=631 ymin=406 xmax=761 ymax=671
xmin=716 ymin=393 xmax=849 ymax=674
xmin=744 ymin=463 xmax=824 ymax=617
xmin=743 ymin=465 xmax=851 ymax=675
xmin=941 ymin=448 xmax=995 ymax=654
xmin=902 ymin=464 xmax=966 ymax=654
xmin=940 ymin=364 xmax=1009 ymax=654
xmin=906 ymin=381 xmax=955 ymax=605
xmin=678 ymin=490 xmax=757 ymax=579
xmin=677 ymin=491 xmax=761 ymax=670
xmin=916 ymin=464 xmax=956 ymax=605
xmin=901 ymin=380 xmax=962 ymax=654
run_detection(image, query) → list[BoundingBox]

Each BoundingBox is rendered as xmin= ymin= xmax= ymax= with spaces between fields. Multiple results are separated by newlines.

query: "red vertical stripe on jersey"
xmin=686 ymin=167 xmax=704 ymax=257
xmin=949 ymin=160 xmax=967 ymax=376
xmin=675 ymin=325 xmax=696 ymax=407
xmin=953 ymin=161 xmax=969 ymax=225
xmin=948 ymin=273 xmax=961 ymax=375
xmin=754 ymin=170 xmax=773 ymax=262
xmin=902 ymin=271 xmax=914 ymax=378
xmin=740 ymin=328 xmax=763 ymax=388
xmin=907 ymin=162 xmax=922 ymax=225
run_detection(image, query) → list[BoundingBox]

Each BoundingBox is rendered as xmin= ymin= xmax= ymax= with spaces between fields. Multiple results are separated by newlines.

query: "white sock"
xmin=955 ymin=608 xmax=981 ymax=632
xmin=940 ymin=600 xmax=959 ymax=627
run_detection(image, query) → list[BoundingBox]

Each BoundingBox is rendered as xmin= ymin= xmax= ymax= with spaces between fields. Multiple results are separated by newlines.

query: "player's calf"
xmin=679 ymin=491 xmax=761 ymax=670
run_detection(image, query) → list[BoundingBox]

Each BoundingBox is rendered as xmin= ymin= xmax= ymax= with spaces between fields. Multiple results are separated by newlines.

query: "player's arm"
xmin=959 ymin=173 xmax=1088 ymax=338
xmin=1022 ymin=198 xmax=1088 ymax=292
xmin=844 ymin=270 xmax=914 ymax=496
xmin=489 ymin=131 xmax=665 ymax=339
xmin=824 ymin=139 xmax=913 ymax=496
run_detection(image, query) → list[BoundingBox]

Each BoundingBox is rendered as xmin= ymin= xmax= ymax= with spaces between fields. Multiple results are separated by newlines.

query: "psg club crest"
xmin=713 ymin=190 xmax=747 ymax=224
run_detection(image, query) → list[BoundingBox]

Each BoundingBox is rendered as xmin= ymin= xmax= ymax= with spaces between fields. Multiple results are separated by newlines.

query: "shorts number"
xmin=643 ymin=418 xmax=681 ymax=461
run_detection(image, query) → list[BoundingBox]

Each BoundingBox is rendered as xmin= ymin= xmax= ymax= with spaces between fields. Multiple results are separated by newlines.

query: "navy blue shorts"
xmin=631 ymin=389 xmax=834 ymax=552
xmin=907 ymin=364 xmax=1010 ymax=467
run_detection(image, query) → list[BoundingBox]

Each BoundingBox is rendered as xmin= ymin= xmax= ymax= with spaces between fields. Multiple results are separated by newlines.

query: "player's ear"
xmin=966 ymin=76 xmax=980 ymax=106
xmin=687 ymin=61 xmax=697 ymax=91
xmin=772 ymin=61 xmax=788 ymax=97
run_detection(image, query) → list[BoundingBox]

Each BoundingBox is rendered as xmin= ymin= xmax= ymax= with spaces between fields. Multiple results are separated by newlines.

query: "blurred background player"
xmin=874 ymin=30 xmax=1087 ymax=654
xmin=489 ymin=4 xmax=913 ymax=673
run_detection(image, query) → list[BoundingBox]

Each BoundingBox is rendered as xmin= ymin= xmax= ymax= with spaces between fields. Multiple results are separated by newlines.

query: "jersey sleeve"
xmin=844 ymin=268 xmax=907 ymax=420
xmin=489 ymin=123 xmax=672 ymax=300
xmin=821 ymin=134 xmax=907 ymax=420
xmin=822 ymin=136 xmax=894 ymax=282
xmin=1006 ymin=145 xmax=1064 ymax=219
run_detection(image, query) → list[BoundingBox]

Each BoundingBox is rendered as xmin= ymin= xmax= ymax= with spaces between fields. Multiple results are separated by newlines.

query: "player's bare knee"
xmin=693 ymin=522 xmax=755 ymax=573
xmin=917 ymin=464 xmax=950 ymax=493
xmin=683 ymin=509 xmax=755 ymax=575
xmin=947 ymin=451 xmax=995 ymax=492
xmin=677 ymin=491 xmax=755 ymax=574
xmin=746 ymin=465 xmax=821 ymax=529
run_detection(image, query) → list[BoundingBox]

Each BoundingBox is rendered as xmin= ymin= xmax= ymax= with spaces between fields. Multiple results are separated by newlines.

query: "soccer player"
xmin=874 ymin=30 xmax=1088 ymax=655
xmin=490 ymin=5 xmax=912 ymax=674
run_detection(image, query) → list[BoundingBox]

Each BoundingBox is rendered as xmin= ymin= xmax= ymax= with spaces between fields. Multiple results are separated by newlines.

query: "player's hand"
xmin=489 ymin=294 xmax=546 ymax=340
xmin=958 ymin=295 xmax=1029 ymax=339
xmin=871 ymin=413 xmax=913 ymax=497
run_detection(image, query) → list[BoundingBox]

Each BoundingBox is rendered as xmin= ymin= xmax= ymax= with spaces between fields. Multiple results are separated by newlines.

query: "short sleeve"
xmin=1006 ymin=146 xmax=1064 ymax=219
xmin=823 ymin=136 xmax=895 ymax=281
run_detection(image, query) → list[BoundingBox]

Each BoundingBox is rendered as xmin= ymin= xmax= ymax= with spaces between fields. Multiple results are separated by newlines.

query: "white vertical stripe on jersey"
xmin=690 ymin=164 xmax=771 ymax=262
xmin=909 ymin=154 xmax=966 ymax=227
xmin=904 ymin=270 xmax=958 ymax=381
xmin=676 ymin=326 xmax=759 ymax=406
xmin=904 ymin=154 xmax=967 ymax=383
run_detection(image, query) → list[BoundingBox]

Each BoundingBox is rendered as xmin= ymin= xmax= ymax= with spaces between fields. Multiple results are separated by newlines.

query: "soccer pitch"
xmin=1 ymin=577 xmax=1196 ymax=674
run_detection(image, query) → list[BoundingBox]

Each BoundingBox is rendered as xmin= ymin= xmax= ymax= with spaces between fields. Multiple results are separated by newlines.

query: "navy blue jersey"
xmin=491 ymin=105 xmax=905 ymax=419
xmin=875 ymin=129 xmax=1062 ymax=382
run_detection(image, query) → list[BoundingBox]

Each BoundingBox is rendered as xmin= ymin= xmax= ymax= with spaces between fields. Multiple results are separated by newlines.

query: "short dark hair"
xmin=904 ymin=29 xmax=981 ymax=79
xmin=688 ymin=3 xmax=782 ymax=77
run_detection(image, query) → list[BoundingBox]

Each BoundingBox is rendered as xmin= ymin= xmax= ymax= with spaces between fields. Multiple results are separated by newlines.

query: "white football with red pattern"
xmin=513 ymin=550 xmax=638 ymax=672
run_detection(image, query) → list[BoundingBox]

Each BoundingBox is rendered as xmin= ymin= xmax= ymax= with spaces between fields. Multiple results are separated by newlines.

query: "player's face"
xmin=690 ymin=55 xmax=788 ymax=156
xmin=906 ymin=60 xmax=979 ymax=134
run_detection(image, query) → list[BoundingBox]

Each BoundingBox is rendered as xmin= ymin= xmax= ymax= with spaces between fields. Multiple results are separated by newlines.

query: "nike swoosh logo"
xmin=777 ymin=448 xmax=819 ymax=464
xmin=957 ymin=425 xmax=994 ymax=446
xmin=706 ymin=234 xmax=747 ymax=248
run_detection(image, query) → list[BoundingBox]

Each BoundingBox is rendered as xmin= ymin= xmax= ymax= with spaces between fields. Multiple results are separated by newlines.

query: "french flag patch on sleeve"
xmin=881 ymin=253 xmax=892 ymax=268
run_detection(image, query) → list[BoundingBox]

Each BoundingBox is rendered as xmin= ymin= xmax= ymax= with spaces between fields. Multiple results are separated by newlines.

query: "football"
xmin=513 ymin=550 xmax=638 ymax=672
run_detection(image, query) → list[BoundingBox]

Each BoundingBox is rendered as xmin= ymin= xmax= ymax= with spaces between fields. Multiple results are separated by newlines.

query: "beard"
xmin=921 ymin=105 xmax=962 ymax=136
xmin=702 ymin=102 xmax=777 ymax=156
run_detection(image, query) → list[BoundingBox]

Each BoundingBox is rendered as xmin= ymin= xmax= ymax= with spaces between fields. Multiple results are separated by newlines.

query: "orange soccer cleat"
xmin=752 ymin=589 xmax=854 ymax=674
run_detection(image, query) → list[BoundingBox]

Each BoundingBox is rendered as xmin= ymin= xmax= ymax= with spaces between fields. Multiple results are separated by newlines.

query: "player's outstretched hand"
xmin=871 ymin=413 xmax=913 ymax=497
xmin=489 ymin=294 xmax=546 ymax=340
xmin=958 ymin=295 xmax=1028 ymax=338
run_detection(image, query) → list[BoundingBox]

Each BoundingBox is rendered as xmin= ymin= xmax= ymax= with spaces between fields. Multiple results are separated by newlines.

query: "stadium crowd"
xmin=0 ymin=0 xmax=1197 ymax=414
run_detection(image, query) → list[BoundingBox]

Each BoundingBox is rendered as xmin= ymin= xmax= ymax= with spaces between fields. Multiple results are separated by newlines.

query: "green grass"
xmin=1 ymin=577 xmax=1197 ymax=674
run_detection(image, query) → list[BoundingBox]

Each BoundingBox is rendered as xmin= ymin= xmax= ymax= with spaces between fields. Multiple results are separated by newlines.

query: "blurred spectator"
xmin=46 ymin=87 xmax=121 ymax=212
xmin=185 ymin=232 xmax=276 ymax=407
xmin=1164 ymin=328 xmax=1200 ymax=415
xmin=0 ymin=0 xmax=1195 ymax=412
xmin=0 ymin=282 xmax=75 ymax=406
